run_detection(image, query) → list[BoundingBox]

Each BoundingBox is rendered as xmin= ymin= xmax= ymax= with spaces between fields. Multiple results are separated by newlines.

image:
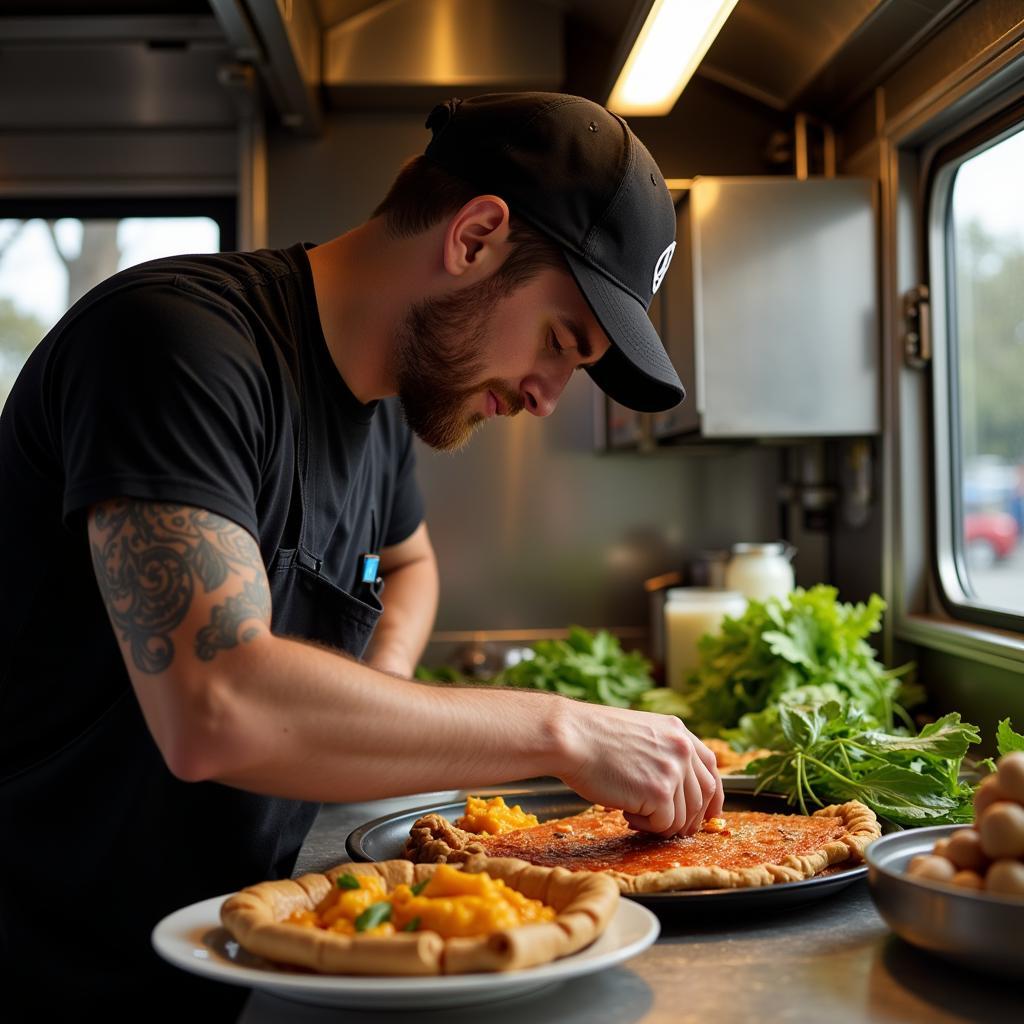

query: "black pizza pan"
xmin=345 ymin=787 xmax=878 ymax=913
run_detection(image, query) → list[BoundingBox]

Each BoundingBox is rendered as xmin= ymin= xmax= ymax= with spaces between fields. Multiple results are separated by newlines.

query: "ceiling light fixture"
xmin=607 ymin=0 xmax=739 ymax=116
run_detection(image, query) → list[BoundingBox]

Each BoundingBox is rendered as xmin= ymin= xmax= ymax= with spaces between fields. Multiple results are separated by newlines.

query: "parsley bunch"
xmin=747 ymin=700 xmax=981 ymax=827
xmin=415 ymin=627 xmax=654 ymax=708
xmin=495 ymin=626 xmax=654 ymax=708
xmin=649 ymin=586 xmax=920 ymax=737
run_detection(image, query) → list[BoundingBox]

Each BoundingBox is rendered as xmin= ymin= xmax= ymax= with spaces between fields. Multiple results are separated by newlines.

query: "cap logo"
xmin=652 ymin=242 xmax=676 ymax=294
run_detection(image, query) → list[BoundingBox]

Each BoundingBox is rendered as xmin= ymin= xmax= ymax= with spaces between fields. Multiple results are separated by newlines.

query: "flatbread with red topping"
xmin=404 ymin=801 xmax=880 ymax=894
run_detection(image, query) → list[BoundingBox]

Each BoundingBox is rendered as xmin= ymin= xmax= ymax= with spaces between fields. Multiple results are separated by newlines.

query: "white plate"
xmin=721 ymin=772 xmax=758 ymax=792
xmin=152 ymin=895 xmax=659 ymax=1009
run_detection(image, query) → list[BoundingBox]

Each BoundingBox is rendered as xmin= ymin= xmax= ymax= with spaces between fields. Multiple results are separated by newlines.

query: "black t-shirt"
xmin=0 ymin=243 xmax=424 ymax=1009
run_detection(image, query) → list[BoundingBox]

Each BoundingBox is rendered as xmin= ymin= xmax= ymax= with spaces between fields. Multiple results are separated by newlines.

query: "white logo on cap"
xmin=652 ymin=242 xmax=676 ymax=294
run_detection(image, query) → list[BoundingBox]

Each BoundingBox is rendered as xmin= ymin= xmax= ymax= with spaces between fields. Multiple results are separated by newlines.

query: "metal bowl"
xmin=866 ymin=824 xmax=1024 ymax=978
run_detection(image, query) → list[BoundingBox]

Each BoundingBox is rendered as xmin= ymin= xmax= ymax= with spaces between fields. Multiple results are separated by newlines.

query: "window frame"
xmin=924 ymin=98 xmax=1024 ymax=635
xmin=0 ymin=194 xmax=237 ymax=409
xmin=0 ymin=195 xmax=236 ymax=250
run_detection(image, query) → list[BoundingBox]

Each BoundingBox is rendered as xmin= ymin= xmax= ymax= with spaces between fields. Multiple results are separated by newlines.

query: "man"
xmin=0 ymin=93 xmax=721 ymax=1014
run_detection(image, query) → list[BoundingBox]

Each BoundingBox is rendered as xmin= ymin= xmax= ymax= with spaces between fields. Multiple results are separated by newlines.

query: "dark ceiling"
xmin=0 ymin=0 xmax=972 ymax=120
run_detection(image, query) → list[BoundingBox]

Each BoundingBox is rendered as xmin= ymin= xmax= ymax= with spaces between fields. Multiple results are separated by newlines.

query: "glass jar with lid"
xmin=724 ymin=542 xmax=796 ymax=602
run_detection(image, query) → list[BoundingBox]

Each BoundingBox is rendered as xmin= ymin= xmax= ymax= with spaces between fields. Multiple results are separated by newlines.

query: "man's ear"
xmin=442 ymin=196 xmax=511 ymax=280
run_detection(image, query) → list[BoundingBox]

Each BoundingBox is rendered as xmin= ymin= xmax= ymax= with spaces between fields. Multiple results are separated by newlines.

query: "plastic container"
xmin=724 ymin=542 xmax=796 ymax=602
xmin=663 ymin=588 xmax=747 ymax=692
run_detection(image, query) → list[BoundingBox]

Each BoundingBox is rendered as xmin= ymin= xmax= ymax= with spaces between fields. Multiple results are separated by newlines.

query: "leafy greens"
xmin=638 ymin=586 xmax=920 ymax=737
xmin=415 ymin=627 xmax=654 ymax=709
xmin=996 ymin=717 xmax=1024 ymax=755
xmin=495 ymin=626 xmax=653 ymax=708
xmin=746 ymin=700 xmax=980 ymax=826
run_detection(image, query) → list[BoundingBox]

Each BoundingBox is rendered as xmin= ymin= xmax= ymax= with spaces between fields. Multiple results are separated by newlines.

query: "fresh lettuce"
xmin=647 ymin=586 xmax=919 ymax=738
xmin=996 ymin=717 xmax=1024 ymax=755
xmin=417 ymin=627 xmax=655 ymax=709
xmin=495 ymin=626 xmax=653 ymax=708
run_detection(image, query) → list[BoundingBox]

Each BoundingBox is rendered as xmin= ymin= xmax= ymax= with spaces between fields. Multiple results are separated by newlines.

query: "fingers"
xmin=657 ymin=747 xmax=723 ymax=838
xmin=690 ymin=731 xmax=720 ymax=777
xmin=686 ymin=729 xmax=725 ymax=822
xmin=565 ymin=704 xmax=726 ymax=839
xmin=692 ymin=745 xmax=724 ymax=821
xmin=622 ymin=810 xmax=651 ymax=832
xmin=629 ymin=788 xmax=680 ymax=836
xmin=706 ymin=762 xmax=725 ymax=819
xmin=680 ymin=768 xmax=705 ymax=836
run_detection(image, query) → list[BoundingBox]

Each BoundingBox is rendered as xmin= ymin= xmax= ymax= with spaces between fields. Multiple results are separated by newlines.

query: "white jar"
xmin=724 ymin=542 xmax=796 ymax=602
xmin=663 ymin=588 xmax=747 ymax=692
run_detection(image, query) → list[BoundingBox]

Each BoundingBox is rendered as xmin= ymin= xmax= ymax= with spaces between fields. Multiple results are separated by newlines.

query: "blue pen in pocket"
xmin=359 ymin=553 xmax=383 ymax=599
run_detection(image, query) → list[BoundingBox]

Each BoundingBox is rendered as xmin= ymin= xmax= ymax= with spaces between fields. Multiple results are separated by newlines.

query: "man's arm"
xmin=362 ymin=522 xmax=438 ymax=677
xmin=89 ymin=498 xmax=722 ymax=833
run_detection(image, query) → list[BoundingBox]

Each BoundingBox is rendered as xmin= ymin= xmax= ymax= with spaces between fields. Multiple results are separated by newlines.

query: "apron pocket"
xmin=270 ymin=551 xmax=382 ymax=659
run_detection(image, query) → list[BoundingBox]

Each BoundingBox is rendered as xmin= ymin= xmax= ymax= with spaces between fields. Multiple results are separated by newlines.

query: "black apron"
xmin=268 ymin=341 xmax=384 ymax=651
xmin=0 ymin=350 xmax=382 ymax=1016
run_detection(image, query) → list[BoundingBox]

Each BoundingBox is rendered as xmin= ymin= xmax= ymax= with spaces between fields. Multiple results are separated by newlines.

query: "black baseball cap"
xmin=422 ymin=92 xmax=684 ymax=413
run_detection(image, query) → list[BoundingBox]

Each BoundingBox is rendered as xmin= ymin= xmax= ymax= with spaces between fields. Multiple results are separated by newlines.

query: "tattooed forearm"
xmin=196 ymin=574 xmax=272 ymax=661
xmin=90 ymin=499 xmax=270 ymax=674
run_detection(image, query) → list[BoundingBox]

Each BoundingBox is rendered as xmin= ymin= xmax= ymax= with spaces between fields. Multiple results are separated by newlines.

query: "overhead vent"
xmin=322 ymin=0 xmax=564 ymax=108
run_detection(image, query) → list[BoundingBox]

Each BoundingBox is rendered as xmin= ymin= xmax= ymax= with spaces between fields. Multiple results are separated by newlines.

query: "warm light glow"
xmin=607 ymin=0 xmax=739 ymax=116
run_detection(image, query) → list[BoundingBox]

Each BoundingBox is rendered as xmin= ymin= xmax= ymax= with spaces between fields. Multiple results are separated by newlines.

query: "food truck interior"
xmin=3 ymin=0 xmax=1023 ymax=739
xmin=3 ymin=0 xmax=1024 ymax=1018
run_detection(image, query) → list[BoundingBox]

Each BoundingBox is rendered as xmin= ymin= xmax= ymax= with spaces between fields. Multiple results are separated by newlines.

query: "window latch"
xmin=902 ymin=285 xmax=931 ymax=369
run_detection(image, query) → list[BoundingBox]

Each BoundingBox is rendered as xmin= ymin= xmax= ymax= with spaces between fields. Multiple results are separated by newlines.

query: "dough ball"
xmin=996 ymin=752 xmax=1024 ymax=803
xmin=907 ymin=854 xmax=955 ymax=882
xmin=944 ymin=828 xmax=989 ymax=872
xmin=978 ymin=801 xmax=1024 ymax=860
xmin=973 ymin=774 xmax=1010 ymax=820
xmin=984 ymin=859 xmax=1024 ymax=897
xmin=950 ymin=869 xmax=984 ymax=890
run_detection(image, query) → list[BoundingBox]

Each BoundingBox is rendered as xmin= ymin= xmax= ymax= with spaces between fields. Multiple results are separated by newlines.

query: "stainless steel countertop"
xmin=237 ymin=788 xmax=1019 ymax=1023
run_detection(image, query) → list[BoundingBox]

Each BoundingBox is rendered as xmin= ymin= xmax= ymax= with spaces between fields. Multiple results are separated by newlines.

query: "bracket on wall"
xmin=209 ymin=0 xmax=323 ymax=135
xmin=902 ymin=284 xmax=931 ymax=369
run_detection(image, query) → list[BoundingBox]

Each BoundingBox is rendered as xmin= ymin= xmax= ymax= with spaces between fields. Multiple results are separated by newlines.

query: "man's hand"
xmin=87 ymin=500 xmax=714 ymax=815
xmin=554 ymin=702 xmax=724 ymax=838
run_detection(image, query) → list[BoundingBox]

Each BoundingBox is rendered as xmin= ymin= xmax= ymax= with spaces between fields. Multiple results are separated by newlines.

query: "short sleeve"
xmin=53 ymin=279 xmax=270 ymax=537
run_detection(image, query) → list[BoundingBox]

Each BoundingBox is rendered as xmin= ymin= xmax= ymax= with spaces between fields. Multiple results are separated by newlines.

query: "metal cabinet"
xmin=652 ymin=176 xmax=880 ymax=441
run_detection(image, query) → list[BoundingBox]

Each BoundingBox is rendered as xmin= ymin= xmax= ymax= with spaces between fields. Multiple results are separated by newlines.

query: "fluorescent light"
xmin=607 ymin=0 xmax=739 ymax=116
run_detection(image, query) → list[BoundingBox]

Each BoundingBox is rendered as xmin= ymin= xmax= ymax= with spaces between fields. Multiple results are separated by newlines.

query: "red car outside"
xmin=964 ymin=510 xmax=1019 ymax=566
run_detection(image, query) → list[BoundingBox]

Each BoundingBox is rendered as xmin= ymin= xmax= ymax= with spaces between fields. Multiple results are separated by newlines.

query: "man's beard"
xmin=394 ymin=283 xmax=523 ymax=452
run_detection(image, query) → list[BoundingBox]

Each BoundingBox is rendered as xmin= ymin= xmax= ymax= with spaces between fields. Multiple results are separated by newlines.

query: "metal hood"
xmin=202 ymin=0 xmax=972 ymax=131
xmin=322 ymin=0 xmax=564 ymax=107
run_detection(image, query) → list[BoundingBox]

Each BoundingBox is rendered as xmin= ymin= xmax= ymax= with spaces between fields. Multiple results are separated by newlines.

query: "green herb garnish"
xmin=354 ymin=901 xmax=392 ymax=932
xmin=416 ymin=627 xmax=653 ymax=708
xmin=996 ymin=717 xmax=1024 ymax=755
xmin=335 ymin=873 xmax=361 ymax=890
xmin=496 ymin=626 xmax=653 ymax=707
xmin=410 ymin=879 xmax=430 ymax=896
xmin=636 ymin=586 xmax=919 ymax=736
xmin=402 ymin=917 xmax=421 ymax=932
xmin=747 ymin=700 xmax=980 ymax=826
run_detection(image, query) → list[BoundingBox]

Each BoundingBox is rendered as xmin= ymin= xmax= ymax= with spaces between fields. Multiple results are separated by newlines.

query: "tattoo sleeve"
xmin=89 ymin=500 xmax=271 ymax=674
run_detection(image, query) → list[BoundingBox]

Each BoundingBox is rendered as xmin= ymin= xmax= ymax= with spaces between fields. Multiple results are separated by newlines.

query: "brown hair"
xmin=371 ymin=155 xmax=566 ymax=294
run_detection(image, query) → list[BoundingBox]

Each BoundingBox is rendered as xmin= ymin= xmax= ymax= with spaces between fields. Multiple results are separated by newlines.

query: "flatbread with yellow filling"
xmin=220 ymin=857 xmax=620 ymax=975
